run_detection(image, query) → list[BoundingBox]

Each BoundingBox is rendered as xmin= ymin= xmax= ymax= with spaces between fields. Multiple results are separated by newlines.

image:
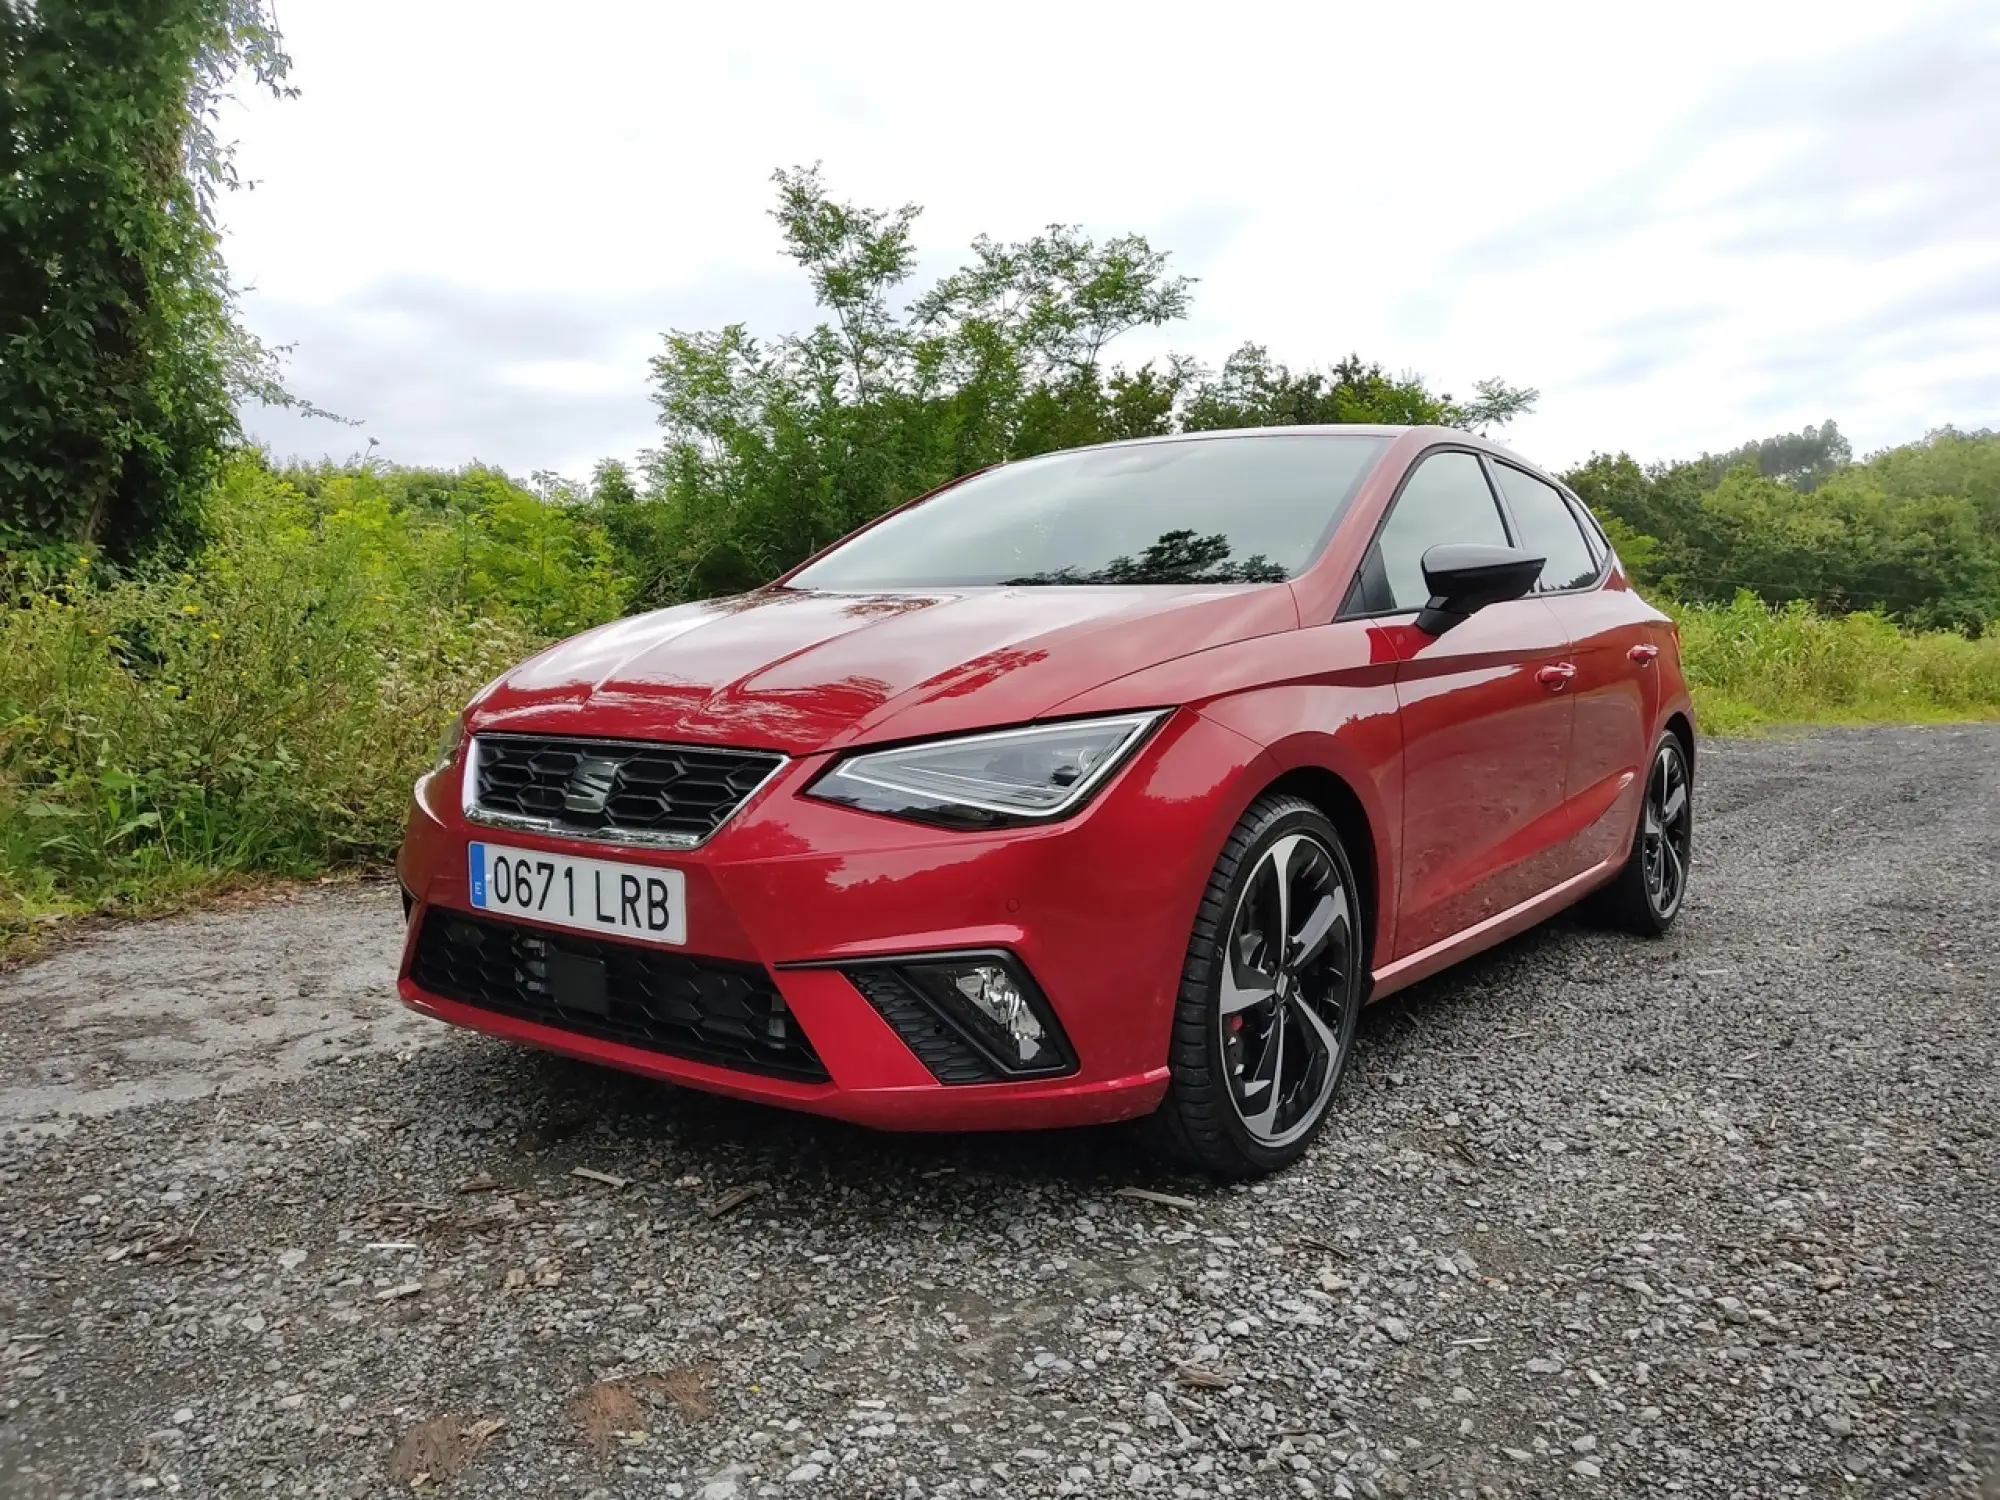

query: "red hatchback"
xmin=397 ymin=427 xmax=1693 ymax=1175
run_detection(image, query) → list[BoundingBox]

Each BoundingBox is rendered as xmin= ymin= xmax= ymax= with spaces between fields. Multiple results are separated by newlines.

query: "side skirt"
xmin=1366 ymin=854 xmax=1623 ymax=1004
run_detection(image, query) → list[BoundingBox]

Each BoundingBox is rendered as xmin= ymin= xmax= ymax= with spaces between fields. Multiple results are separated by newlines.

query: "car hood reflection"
xmin=468 ymin=583 xmax=1298 ymax=753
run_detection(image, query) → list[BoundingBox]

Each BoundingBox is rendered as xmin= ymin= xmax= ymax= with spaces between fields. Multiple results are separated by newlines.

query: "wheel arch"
xmin=1252 ymin=763 xmax=1383 ymax=980
xmin=1665 ymin=709 xmax=1695 ymax=777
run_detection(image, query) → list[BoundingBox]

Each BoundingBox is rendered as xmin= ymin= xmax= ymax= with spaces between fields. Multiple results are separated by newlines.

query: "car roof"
xmin=1051 ymin=423 xmax=1522 ymax=455
xmin=1047 ymin=424 xmax=1559 ymax=487
xmin=1066 ymin=423 xmax=1415 ymax=448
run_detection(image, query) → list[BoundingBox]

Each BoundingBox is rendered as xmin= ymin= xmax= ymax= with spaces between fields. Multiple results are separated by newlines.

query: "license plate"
xmin=467 ymin=841 xmax=687 ymax=946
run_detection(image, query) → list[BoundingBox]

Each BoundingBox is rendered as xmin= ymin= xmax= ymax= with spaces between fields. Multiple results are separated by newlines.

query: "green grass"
xmin=0 ymin=457 xmax=619 ymax=945
xmin=5 ymin=472 xmax=1998 ymax=949
xmin=1675 ymin=594 xmax=2000 ymax=734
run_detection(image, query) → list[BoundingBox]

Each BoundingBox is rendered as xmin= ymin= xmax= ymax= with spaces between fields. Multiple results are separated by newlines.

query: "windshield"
xmin=787 ymin=434 xmax=1389 ymax=589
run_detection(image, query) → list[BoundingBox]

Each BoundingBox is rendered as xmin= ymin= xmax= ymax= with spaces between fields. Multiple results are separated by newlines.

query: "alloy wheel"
xmin=1641 ymin=740 xmax=1692 ymax=919
xmin=1219 ymin=831 xmax=1356 ymax=1148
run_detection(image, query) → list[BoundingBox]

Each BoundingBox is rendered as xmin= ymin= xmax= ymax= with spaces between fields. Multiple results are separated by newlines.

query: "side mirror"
xmin=1414 ymin=543 xmax=1545 ymax=635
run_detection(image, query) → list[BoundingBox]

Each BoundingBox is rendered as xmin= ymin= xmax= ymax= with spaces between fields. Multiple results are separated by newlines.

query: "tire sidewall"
xmin=1201 ymin=803 xmax=1366 ymax=1173
xmin=1645 ymin=733 xmax=1693 ymax=928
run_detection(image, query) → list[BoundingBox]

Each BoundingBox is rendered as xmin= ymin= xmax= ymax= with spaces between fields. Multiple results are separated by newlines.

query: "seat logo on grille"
xmin=562 ymin=757 xmax=622 ymax=815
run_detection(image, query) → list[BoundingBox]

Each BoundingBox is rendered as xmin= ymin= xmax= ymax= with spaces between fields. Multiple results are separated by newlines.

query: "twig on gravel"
xmin=1176 ymin=1363 xmax=1230 ymax=1389
xmin=132 ymin=1204 xmax=213 ymax=1262
xmin=570 ymin=1166 xmax=630 ymax=1189
xmin=1298 ymin=1234 xmax=1352 ymax=1259
xmin=705 ymin=1182 xmax=769 ymax=1219
xmin=1113 ymin=1187 xmax=1200 ymax=1211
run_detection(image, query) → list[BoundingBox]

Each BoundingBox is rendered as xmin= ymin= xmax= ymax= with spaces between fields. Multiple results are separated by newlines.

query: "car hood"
xmin=468 ymin=584 xmax=1297 ymax=754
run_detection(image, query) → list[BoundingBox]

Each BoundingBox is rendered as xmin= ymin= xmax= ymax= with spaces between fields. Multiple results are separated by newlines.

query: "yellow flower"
xmin=209 ymin=632 xmax=221 ymax=641
xmin=181 ymin=604 xmax=201 ymax=616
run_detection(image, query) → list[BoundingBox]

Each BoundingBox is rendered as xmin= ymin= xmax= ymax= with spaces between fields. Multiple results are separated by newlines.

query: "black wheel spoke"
xmin=1290 ymin=884 xmax=1348 ymax=971
xmin=1220 ymin=826 xmax=1355 ymax=1147
xmin=1220 ymin=947 xmax=1277 ymax=1015
xmin=1238 ymin=1003 xmax=1286 ymax=1136
xmin=1661 ymin=780 xmax=1687 ymax=827
xmin=1287 ymin=989 xmax=1340 ymax=1069
xmin=1640 ymin=741 xmax=1691 ymax=920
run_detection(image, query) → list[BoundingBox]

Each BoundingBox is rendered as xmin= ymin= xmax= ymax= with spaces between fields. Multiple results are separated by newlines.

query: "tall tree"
xmin=0 ymin=0 xmax=298 ymax=561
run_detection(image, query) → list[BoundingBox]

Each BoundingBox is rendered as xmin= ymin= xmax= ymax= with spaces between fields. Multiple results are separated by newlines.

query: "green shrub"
xmin=1675 ymin=593 xmax=2000 ymax=733
xmin=0 ymin=456 xmax=621 ymax=929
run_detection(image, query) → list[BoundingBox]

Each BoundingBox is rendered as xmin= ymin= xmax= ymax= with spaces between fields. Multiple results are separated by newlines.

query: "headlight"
xmin=431 ymin=715 xmax=467 ymax=774
xmin=808 ymin=711 xmax=1166 ymax=828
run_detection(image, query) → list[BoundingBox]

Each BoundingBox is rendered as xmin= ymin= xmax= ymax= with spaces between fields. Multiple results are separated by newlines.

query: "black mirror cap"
xmin=1414 ymin=543 xmax=1546 ymax=634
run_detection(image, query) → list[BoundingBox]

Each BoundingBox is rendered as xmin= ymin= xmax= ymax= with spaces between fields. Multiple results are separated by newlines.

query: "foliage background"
xmin=0 ymin=0 xmax=318 ymax=565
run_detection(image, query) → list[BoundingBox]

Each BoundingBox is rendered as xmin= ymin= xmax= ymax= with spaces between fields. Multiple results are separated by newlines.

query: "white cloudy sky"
xmin=221 ymin=0 xmax=2000 ymax=480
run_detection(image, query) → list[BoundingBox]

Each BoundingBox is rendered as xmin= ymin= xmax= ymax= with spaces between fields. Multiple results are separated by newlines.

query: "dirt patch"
xmin=385 ymin=1413 xmax=504 ymax=1485
xmin=572 ymin=1369 xmax=711 ymax=1462
xmin=0 ymin=882 xmax=432 ymax=1127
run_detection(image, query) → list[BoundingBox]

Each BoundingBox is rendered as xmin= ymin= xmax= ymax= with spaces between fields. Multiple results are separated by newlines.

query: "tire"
xmin=1141 ymin=794 xmax=1366 ymax=1178
xmin=1588 ymin=730 xmax=1694 ymax=936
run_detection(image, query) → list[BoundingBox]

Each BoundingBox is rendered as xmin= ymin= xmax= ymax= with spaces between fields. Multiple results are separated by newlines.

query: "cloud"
xmin=224 ymin=0 xmax=1999 ymax=479
xmin=240 ymin=267 xmax=823 ymax=474
xmin=1415 ymin=0 xmax=1999 ymax=465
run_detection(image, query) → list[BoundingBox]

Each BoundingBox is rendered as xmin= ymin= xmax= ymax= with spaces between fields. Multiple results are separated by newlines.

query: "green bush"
xmin=1675 ymin=593 xmax=2000 ymax=733
xmin=0 ymin=456 xmax=621 ymax=929
xmin=1566 ymin=427 xmax=2000 ymax=631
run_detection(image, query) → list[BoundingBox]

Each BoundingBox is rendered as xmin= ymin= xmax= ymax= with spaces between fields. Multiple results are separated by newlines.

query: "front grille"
xmin=411 ymin=909 xmax=826 ymax=1081
xmin=470 ymin=734 xmax=784 ymax=845
xmin=845 ymin=968 xmax=1006 ymax=1085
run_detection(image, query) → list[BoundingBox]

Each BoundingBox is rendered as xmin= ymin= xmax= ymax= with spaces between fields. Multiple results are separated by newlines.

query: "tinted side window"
xmin=1492 ymin=464 xmax=1599 ymax=591
xmin=1374 ymin=452 xmax=1511 ymax=610
xmin=1572 ymin=495 xmax=1608 ymax=566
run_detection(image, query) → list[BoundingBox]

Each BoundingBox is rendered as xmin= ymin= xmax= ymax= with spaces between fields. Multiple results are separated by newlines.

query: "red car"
xmin=397 ymin=426 xmax=1693 ymax=1176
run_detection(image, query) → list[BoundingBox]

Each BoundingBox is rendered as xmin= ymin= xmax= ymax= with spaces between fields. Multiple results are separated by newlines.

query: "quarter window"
xmin=1491 ymin=464 xmax=1600 ymax=592
xmin=1364 ymin=452 xmax=1512 ymax=612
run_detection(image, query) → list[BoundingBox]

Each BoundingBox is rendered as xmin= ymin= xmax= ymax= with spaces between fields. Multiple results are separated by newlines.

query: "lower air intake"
xmin=412 ymin=908 xmax=826 ymax=1082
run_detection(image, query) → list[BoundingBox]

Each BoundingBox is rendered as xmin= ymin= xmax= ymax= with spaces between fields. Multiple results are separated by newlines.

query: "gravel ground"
xmin=1 ymin=724 xmax=1995 ymax=1500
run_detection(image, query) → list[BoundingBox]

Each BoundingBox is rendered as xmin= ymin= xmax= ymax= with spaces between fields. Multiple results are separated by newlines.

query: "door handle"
xmin=1627 ymin=642 xmax=1660 ymax=665
xmin=1536 ymin=662 xmax=1578 ymax=690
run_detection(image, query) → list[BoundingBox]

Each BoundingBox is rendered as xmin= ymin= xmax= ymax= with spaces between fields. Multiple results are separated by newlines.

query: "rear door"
xmin=1346 ymin=449 xmax=1576 ymax=959
xmin=1487 ymin=459 xmax=1653 ymax=875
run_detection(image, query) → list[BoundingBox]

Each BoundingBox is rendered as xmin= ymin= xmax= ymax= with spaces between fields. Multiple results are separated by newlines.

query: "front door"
xmin=1344 ymin=449 xmax=1577 ymax=959
xmin=1487 ymin=460 xmax=1656 ymax=876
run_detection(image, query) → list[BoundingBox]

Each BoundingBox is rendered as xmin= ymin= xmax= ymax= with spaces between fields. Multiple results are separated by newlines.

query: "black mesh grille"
xmin=412 ymin=909 xmax=826 ymax=1081
xmin=472 ymin=734 xmax=783 ymax=843
xmin=845 ymin=968 xmax=1005 ymax=1085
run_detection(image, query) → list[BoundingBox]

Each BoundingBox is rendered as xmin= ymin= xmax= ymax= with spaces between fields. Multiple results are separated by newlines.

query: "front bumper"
xmin=394 ymin=708 xmax=1269 ymax=1132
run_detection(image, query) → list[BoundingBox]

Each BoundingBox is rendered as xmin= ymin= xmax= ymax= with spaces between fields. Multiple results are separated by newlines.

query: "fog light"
xmin=950 ymin=964 xmax=1047 ymax=1065
xmin=875 ymin=953 xmax=1074 ymax=1078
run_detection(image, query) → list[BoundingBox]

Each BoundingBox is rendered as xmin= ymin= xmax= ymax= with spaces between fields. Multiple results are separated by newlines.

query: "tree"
xmin=1697 ymin=421 xmax=1850 ymax=492
xmin=624 ymin=168 xmax=1538 ymax=603
xmin=1180 ymin=346 xmax=1536 ymax=434
xmin=0 ymin=0 xmax=301 ymax=562
xmin=1564 ymin=428 xmax=2000 ymax=631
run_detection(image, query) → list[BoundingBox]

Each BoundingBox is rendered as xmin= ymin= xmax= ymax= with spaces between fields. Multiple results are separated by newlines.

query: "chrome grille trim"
xmin=460 ymin=733 xmax=789 ymax=850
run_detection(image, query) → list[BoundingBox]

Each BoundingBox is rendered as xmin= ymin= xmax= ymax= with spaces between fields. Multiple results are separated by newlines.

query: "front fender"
xmin=1051 ymin=619 xmax=1406 ymax=965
